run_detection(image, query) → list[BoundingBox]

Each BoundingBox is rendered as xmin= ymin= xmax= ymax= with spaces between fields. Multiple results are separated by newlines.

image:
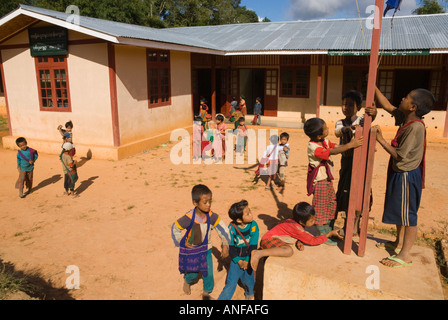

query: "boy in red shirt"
xmin=250 ymin=202 xmax=342 ymax=271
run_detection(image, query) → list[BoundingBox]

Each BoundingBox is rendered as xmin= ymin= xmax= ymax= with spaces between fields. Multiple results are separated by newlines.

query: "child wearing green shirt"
xmin=218 ymin=200 xmax=259 ymax=300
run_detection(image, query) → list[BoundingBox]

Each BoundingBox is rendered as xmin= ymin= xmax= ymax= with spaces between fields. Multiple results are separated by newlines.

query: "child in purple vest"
xmin=15 ymin=137 xmax=38 ymax=198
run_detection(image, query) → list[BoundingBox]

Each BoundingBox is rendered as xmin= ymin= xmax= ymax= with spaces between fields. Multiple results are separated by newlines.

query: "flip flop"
xmin=376 ymin=241 xmax=402 ymax=253
xmin=381 ymin=255 xmax=412 ymax=268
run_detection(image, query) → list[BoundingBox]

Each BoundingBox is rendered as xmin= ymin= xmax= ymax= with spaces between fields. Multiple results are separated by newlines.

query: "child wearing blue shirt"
xmin=15 ymin=137 xmax=38 ymax=198
xmin=218 ymin=200 xmax=259 ymax=300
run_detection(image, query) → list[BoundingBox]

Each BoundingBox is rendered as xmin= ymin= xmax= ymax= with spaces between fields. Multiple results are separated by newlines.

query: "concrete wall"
xmin=115 ymin=47 xmax=192 ymax=147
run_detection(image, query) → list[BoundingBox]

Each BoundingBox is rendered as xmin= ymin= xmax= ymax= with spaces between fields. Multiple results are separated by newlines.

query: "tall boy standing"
xmin=374 ymin=87 xmax=434 ymax=268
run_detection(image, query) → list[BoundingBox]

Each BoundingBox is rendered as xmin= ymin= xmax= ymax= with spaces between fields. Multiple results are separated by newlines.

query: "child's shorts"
xmin=260 ymin=237 xmax=289 ymax=249
xmin=382 ymin=167 xmax=422 ymax=227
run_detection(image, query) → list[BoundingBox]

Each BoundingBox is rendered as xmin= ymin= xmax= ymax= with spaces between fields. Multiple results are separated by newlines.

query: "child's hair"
xmin=269 ymin=134 xmax=279 ymax=144
xmin=216 ymin=114 xmax=224 ymax=122
xmin=15 ymin=137 xmax=27 ymax=146
xmin=304 ymin=118 xmax=325 ymax=139
xmin=65 ymin=120 xmax=73 ymax=129
xmin=256 ymin=97 xmax=262 ymax=102
xmin=191 ymin=184 xmax=212 ymax=203
xmin=228 ymin=200 xmax=249 ymax=222
xmin=342 ymin=90 xmax=363 ymax=111
xmin=292 ymin=202 xmax=315 ymax=225
xmin=411 ymin=89 xmax=434 ymax=118
xmin=238 ymin=117 xmax=245 ymax=123
xmin=280 ymin=132 xmax=289 ymax=141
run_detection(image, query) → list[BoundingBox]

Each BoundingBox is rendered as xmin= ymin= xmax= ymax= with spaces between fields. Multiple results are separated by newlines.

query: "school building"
xmin=1 ymin=5 xmax=447 ymax=160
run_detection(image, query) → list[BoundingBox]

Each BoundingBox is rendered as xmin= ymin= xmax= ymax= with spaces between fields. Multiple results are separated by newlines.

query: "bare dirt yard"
xmin=0 ymin=123 xmax=447 ymax=300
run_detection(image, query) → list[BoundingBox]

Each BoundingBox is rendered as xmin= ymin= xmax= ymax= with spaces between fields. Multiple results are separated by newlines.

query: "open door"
xmin=264 ymin=69 xmax=278 ymax=117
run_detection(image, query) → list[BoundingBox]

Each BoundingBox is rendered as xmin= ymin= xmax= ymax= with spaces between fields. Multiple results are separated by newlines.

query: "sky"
xmin=241 ymin=0 xmax=446 ymax=22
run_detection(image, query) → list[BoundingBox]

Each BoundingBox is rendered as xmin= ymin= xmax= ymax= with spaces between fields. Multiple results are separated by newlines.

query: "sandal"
xmin=381 ymin=255 xmax=412 ymax=268
xmin=376 ymin=241 xmax=402 ymax=254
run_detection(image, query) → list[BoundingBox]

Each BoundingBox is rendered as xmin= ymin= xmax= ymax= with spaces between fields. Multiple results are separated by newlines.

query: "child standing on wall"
xmin=304 ymin=118 xmax=363 ymax=245
xmin=218 ymin=200 xmax=259 ymax=300
xmin=15 ymin=137 xmax=38 ymax=198
xmin=58 ymin=120 xmax=75 ymax=156
xmin=373 ymin=86 xmax=434 ymax=268
xmin=334 ymin=91 xmax=377 ymax=236
xmin=171 ymin=184 xmax=230 ymax=299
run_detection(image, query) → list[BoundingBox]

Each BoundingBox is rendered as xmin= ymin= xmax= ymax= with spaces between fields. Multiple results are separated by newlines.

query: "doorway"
xmin=239 ymin=69 xmax=265 ymax=114
xmin=393 ymin=69 xmax=430 ymax=107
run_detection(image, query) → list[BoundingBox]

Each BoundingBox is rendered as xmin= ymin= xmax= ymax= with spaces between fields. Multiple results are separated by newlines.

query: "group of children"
xmin=14 ymin=120 xmax=78 ymax=198
xmin=173 ymin=85 xmax=434 ymax=299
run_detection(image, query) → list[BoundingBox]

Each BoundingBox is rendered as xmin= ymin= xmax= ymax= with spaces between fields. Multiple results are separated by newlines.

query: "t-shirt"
xmin=391 ymin=109 xmax=426 ymax=172
xmin=261 ymin=219 xmax=327 ymax=246
xmin=172 ymin=209 xmax=230 ymax=251
xmin=307 ymin=139 xmax=336 ymax=182
xmin=228 ymin=221 xmax=259 ymax=263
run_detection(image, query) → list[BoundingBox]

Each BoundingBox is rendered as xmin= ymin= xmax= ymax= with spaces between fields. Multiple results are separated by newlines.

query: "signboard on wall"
xmin=28 ymin=26 xmax=68 ymax=57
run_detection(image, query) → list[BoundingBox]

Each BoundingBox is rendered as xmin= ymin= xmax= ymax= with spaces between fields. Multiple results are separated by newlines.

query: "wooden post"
xmin=211 ymin=56 xmax=216 ymax=120
xmin=444 ymin=102 xmax=448 ymax=138
xmin=316 ymin=55 xmax=322 ymax=118
xmin=343 ymin=0 xmax=383 ymax=255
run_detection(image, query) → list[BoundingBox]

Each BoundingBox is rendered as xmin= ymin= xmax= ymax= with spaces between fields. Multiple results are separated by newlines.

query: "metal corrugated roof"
xmin=10 ymin=5 xmax=448 ymax=53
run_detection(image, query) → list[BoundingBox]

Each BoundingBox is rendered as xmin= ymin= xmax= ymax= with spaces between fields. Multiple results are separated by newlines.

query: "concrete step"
xmin=261 ymin=234 xmax=444 ymax=300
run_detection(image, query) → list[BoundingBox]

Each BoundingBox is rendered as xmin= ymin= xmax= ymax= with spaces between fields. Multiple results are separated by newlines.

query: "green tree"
xmin=0 ymin=0 xmax=270 ymax=28
xmin=412 ymin=0 xmax=445 ymax=14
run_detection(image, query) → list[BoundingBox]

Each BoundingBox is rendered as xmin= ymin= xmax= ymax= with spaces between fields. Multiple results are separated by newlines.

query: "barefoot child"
xmin=15 ymin=137 xmax=38 ymax=198
xmin=253 ymin=135 xmax=280 ymax=189
xmin=277 ymin=132 xmax=290 ymax=193
xmin=60 ymin=142 xmax=78 ymax=197
xmin=218 ymin=200 xmax=259 ymax=300
xmin=250 ymin=202 xmax=342 ymax=271
xmin=373 ymin=87 xmax=434 ymax=268
xmin=171 ymin=184 xmax=230 ymax=299
xmin=304 ymin=118 xmax=363 ymax=245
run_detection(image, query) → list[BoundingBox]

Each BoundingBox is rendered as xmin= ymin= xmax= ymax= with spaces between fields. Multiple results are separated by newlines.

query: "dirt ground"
xmin=0 ymin=124 xmax=447 ymax=300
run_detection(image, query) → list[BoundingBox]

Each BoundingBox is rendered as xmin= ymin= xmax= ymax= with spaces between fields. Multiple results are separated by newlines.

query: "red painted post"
xmin=444 ymin=102 xmax=448 ymax=138
xmin=343 ymin=0 xmax=383 ymax=255
xmin=357 ymin=127 xmax=377 ymax=257
xmin=343 ymin=126 xmax=363 ymax=255
xmin=316 ymin=55 xmax=322 ymax=118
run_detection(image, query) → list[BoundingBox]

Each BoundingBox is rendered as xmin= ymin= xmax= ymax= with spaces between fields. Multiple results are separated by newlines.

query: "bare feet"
xmin=183 ymin=280 xmax=191 ymax=295
xmin=295 ymin=240 xmax=304 ymax=251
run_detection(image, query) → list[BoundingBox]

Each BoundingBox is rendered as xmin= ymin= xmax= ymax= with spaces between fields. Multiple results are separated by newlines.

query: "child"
xmin=239 ymin=95 xmax=247 ymax=116
xmin=213 ymin=114 xmax=227 ymax=160
xmin=58 ymin=120 xmax=75 ymax=156
xmin=254 ymin=135 xmax=280 ymax=190
xmin=334 ymin=91 xmax=377 ymax=236
xmin=277 ymin=132 xmax=290 ymax=194
xmin=218 ymin=200 xmax=259 ymax=300
xmin=15 ymin=137 xmax=38 ymax=198
xmin=199 ymin=97 xmax=211 ymax=130
xmin=373 ymin=86 xmax=434 ymax=268
xmin=250 ymin=202 xmax=342 ymax=271
xmin=229 ymin=96 xmax=238 ymax=120
xmin=235 ymin=117 xmax=248 ymax=154
xmin=304 ymin=118 xmax=363 ymax=245
xmin=171 ymin=184 xmax=230 ymax=299
xmin=252 ymin=97 xmax=262 ymax=125
xmin=60 ymin=142 xmax=78 ymax=197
